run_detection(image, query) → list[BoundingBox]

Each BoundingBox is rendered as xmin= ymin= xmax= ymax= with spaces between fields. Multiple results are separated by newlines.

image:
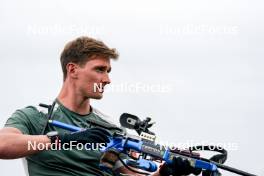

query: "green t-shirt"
xmin=5 ymin=101 xmax=121 ymax=176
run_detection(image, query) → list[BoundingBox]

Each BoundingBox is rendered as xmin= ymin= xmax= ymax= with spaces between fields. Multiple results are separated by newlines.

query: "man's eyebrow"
xmin=94 ymin=65 xmax=112 ymax=72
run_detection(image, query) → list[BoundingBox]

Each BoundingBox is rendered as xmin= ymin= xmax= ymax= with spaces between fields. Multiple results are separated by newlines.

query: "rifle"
xmin=48 ymin=113 xmax=256 ymax=176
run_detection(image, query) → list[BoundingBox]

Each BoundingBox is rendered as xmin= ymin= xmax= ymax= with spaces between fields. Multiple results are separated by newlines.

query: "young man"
xmin=0 ymin=37 xmax=198 ymax=176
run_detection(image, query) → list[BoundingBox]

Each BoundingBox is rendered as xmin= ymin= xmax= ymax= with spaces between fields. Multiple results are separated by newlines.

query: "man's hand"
xmin=59 ymin=127 xmax=112 ymax=145
xmin=159 ymin=156 xmax=202 ymax=176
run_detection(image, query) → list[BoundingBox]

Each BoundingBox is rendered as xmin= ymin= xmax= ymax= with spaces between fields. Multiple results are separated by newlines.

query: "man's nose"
xmin=102 ymin=74 xmax=111 ymax=84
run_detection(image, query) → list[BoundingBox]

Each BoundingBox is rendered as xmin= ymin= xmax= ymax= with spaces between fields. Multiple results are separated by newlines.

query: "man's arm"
xmin=116 ymin=166 xmax=161 ymax=176
xmin=0 ymin=127 xmax=51 ymax=159
xmin=0 ymin=126 xmax=111 ymax=159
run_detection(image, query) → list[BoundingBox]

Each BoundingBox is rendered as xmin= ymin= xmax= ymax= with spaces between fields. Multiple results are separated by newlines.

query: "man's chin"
xmin=90 ymin=93 xmax=103 ymax=99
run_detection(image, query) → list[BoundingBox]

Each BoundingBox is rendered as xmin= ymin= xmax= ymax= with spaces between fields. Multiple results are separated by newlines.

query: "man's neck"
xmin=57 ymin=83 xmax=91 ymax=115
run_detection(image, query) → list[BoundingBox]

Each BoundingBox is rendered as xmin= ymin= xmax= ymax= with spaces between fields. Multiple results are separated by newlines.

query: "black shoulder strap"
xmin=39 ymin=100 xmax=57 ymax=135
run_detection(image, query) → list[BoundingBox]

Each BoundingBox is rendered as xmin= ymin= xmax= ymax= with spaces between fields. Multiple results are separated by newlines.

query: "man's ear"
xmin=66 ymin=63 xmax=79 ymax=79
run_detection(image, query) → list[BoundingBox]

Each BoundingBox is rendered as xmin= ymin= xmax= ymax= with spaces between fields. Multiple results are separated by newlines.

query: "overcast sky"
xmin=0 ymin=0 xmax=263 ymax=175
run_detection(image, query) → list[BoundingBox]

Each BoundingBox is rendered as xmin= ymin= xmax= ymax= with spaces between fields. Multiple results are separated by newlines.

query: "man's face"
xmin=74 ymin=56 xmax=112 ymax=99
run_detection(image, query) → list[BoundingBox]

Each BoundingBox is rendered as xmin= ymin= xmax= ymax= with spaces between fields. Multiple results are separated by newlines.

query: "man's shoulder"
xmin=17 ymin=104 xmax=48 ymax=118
xmin=5 ymin=104 xmax=48 ymax=135
xmin=14 ymin=105 xmax=39 ymax=117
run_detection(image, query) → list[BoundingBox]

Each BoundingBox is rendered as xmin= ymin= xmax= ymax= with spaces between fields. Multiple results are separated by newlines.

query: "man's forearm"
xmin=0 ymin=128 xmax=51 ymax=159
xmin=117 ymin=165 xmax=161 ymax=176
xmin=151 ymin=171 xmax=161 ymax=176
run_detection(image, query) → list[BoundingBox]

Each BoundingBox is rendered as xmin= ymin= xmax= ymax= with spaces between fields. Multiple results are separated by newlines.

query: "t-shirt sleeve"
xmin=4 ymin=107 xmax=37 ymax=135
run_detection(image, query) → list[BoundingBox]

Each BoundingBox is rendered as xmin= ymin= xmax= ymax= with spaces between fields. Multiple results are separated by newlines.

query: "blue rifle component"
xmin=49 ymin=120 xmax=83 ymax=132
xmin=48 ymin=120 xmax=217 ymax=172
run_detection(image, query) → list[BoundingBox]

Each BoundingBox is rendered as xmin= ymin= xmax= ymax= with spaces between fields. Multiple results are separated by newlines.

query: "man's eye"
xmin=96 ymin=68 xmax=105 ymax=72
